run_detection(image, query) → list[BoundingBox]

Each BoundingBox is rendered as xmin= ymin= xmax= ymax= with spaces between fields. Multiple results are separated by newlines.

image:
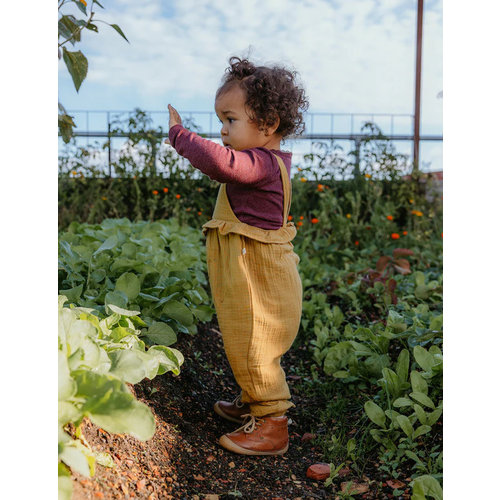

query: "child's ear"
xmin=265 ymin=115 xmax=280 ymax=136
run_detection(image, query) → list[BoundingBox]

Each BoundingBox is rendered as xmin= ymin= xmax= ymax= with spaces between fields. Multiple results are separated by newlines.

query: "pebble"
xmin=306 ymin=463 xmax=331 ymax=480
xmin=301 ymin=433 xmax=316 ymax=443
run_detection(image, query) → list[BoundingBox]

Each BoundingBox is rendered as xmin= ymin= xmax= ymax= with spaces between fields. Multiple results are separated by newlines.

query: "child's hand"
xmin=165 ymin=104 xmax=182 ymax=145
xmin=168 ymin=104 xmax=182 ymax=129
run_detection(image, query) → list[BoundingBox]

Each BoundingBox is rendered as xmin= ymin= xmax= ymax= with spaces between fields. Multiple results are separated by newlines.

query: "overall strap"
xmin=272 ymin=153 xmax=292 ymax=228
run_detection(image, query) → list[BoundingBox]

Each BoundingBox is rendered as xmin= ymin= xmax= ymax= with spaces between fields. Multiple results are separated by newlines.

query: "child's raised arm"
xmin=165 ymin=105 xmax=277 ymax=186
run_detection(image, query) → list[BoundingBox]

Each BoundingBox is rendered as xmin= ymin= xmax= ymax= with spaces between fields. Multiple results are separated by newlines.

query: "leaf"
xmin=411 ymin=370 xmax=428 ymax=395
xmin=426 ymin=406 xmax=443 ymax=426
xmin=95 ymin=452 xmax=115 ymax=468
xmin=192 ymin=304 xmax=214 ymax=322
xmin=323 ymin=342 xmax=356 ymax=376
xmin=393 ymin=397 xmax=413 ymax=408
xmin=414 ymin=346 xmax=435 ymax=372
xmin=413 ymin=404 xmax=428 ymax=425
xmin=58 ymin=351 xmax=77 ymax=401
xmin=414 ymin=271 xmax=426 ymax=286
xmin=364 ymin=401 xmax=386 ymax=429
xmin=393 ymin=248 xmax=414 ymax=258
xmin=59 ymin=444 xmax=91 ymax=477
xmin=381 ymin=367 xmax=401 ymax=397
xmin=59 ymin=284 xmax=83 ymax=304
xmin=396 ymin=414 xmax=414 ymax=439
xmin=72 ymin=0 xmax=88 ymax=15
xmin=110 ymin=23 xmax=129 ymax=42
xmin=411 ymin=475 xmax=443 ymax=500
xmin=108 ymin=350 xmax=156 ymax=384
xmin=376 ymin=256 xmax=391 ymax=273
xmin=73 ymin=370 xmax=155 ymax=440
xmin=386 ymin=310 xmax=407 ymax=333
xmin=106 ymin=303 xmax=140 ymax=317
xmin=115 ymin=272 xmax=141 ymax=301
xmin=395 ymin=349 xmax=409 ymax=382
xmin=105 ymin=290 xmax=128 ymax=310
xmin=62 ymin=47 xmax=88 ymax=92
xmin=162 ymin=300 xmax=193 ymax=326
xmin=144 ymin=321 xmax=177 ymax=346
xmin=58 ymin=465 xmax=74 ymax=500
xmin=58 ymin=111 xmax=76 ymax=143
xmin=413 ymin=424 xmax=432 ymax=439
xmin=94 ymin=234 xmax=119 ymax=255
xmin=393 ymin=258 xmax=411 ymax=275
xmin=410 ymin=391 xmax=436 ymax=409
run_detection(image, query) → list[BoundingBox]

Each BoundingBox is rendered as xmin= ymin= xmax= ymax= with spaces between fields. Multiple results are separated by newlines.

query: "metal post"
xmin=107 ymin=111 xmax=111 ymax=177
xmin=413 ymin=0 xmax=424 ymax=171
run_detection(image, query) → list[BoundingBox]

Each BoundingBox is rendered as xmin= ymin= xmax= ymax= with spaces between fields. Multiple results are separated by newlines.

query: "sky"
xmin=58 ymin=0 xmax=443 ymax=171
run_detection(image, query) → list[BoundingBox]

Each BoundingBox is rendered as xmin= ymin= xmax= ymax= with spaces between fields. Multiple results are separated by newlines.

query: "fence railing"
xmin=62 ymin=110 xmax=443 ymax=174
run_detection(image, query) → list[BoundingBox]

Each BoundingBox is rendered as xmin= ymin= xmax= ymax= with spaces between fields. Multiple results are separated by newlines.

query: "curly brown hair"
xmin=216 ymin=56 xmax=309 ymax=139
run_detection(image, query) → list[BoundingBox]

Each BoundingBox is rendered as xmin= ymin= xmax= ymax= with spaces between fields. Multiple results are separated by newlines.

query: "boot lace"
xmin=232 ymin=394 xmax=245 ymax=408
xmin=233 ymin=414 xmax=264 ymax=434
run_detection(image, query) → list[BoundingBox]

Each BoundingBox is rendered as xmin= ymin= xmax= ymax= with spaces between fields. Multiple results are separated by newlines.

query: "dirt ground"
xmin=70 ymin=321 xmax=416 ymax=499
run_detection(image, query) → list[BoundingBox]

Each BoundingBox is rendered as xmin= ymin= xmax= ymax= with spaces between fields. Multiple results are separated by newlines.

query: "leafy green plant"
xmin=58 ymin=218 xmax=214 ymax=338
xmin=58 ymin=295 xmax=183 ymax=500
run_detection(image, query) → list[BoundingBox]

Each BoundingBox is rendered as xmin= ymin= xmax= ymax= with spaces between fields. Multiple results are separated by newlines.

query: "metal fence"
xmin=62 ymin=110 xmax=443 ymax=174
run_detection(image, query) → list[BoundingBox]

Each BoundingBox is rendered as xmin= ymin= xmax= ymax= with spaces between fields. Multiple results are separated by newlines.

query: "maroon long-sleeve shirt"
xmin=168 ymin=124 xmax=292 ymax=230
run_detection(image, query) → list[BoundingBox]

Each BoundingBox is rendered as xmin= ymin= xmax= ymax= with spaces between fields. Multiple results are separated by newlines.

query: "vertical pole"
xmin=413 ymin=0 xmax=424 ymax=171
xmin=107 ymin=111 xmax=112 ymax=177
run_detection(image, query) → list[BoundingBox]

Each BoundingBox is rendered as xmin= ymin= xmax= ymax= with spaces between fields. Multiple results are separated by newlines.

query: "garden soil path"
xmin=71 ymin=321 xmax=409 ymax=499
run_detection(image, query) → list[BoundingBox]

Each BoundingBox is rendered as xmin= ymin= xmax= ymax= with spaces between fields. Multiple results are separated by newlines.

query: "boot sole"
xmin=218 ymin=435 xmax=289 ymax=455
xmin=213 ymin=402 xmax=247 ymax=423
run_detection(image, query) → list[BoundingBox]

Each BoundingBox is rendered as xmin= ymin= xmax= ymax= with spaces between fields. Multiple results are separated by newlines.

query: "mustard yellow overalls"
xmin=202 ymin=153 xmax=302 ymax=417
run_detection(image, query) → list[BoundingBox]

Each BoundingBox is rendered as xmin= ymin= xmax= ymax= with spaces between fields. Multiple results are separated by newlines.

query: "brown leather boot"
xmin=218 ymin=414 xmax=289 ymax=455
xmin=214 ymin=394 xmax=250 ymax=423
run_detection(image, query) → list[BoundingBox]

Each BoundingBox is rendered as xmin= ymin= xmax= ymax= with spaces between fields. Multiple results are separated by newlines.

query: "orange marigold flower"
xmin=163 ymin=187 xmax=169 ymax=193
xmin=317 ymin=184 xmax=324 ymax=192
xmin=355 ymin=240 xmax=359 ymax=246
xmin=152 ymin=190 xmax=159 ymax=195
xmin=101 ymin=196 xmax=107 ymax=201
xmin=198 ymin=211 xmax=202 ymax=216
xmin=299 ymin=215 xmax=304 ymax=220
xmin=364 ymin=173 xmax=371 ymax=178
xmin=296 ymin=221 xmax=303 ymax=227
xmin=391 ymin=233 xmax=400 ymax=240
xmin=346 ymin=213 xmax=351 ymax=219
xmin=311 ymin=218 xmax=319 ymax=224
xmin=386 ymin=215 xmax=393 ymax=221
xmin=441 ymin=232 xmax=443 ymax=238
xmin=411 ymin=210 xmax=423 ymax=216
xmin=300 ymin=177 xmax=307 ymax=183
xmin=403 ymin=230 xmax=408 ymax=236
xmin=297 ymin=167 xmax=302 ymax=171
xmin=409 ymin=199 xmax=414 ymax=204
xmin=288 ymin=215 xmax=293 ymax=221
xmin=175 ymin=194 xmax=181 ymax=199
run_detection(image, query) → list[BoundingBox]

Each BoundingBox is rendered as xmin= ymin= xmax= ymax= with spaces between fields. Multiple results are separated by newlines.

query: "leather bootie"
xmin=218 ymin=414 xmax=289 ymax=455
xmin=214 ymin=394 xmax=250 ymax=423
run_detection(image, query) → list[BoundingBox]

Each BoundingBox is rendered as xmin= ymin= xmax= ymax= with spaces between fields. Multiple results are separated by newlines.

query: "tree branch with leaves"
xmin=58 ymin=0 xmax=129 ymax=143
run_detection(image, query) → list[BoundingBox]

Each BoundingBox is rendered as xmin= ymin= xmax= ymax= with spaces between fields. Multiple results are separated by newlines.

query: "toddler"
xmin=166 ymin=56 xmax=308 ymax=455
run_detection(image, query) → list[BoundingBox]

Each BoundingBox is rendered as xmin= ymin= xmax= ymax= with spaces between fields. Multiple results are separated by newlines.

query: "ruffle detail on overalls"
xmin=202 ymin=219 xmax=297 ymax=244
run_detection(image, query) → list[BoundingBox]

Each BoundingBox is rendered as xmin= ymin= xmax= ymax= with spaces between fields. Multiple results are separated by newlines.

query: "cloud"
xmin=60 ymin=0 xmax=441 ymax=129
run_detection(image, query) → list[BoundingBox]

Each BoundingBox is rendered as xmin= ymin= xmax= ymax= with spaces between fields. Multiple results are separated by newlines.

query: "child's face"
xmin=215 ymin=86 xmax=279 ymax=151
